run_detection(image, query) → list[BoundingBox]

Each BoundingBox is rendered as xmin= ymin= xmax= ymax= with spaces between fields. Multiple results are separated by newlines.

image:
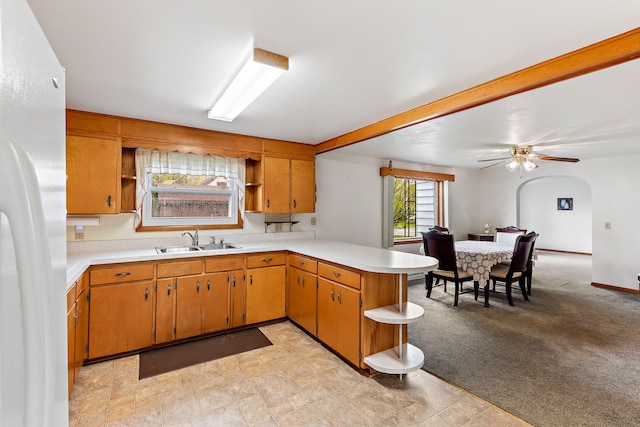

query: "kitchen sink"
xmin=198 ymin=243 xmax=241 ymax=251
xmin=155 ymin=246 xmax=203 ymax=254
xmin=155 ymin=243 xmax=240 ymax=254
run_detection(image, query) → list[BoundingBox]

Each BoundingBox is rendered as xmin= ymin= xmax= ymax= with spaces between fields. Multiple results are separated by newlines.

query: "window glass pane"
xmin=394 ymin=178 xmax=437 ymax=241
xmin=144 ymin=172 xmax=237 ymax=226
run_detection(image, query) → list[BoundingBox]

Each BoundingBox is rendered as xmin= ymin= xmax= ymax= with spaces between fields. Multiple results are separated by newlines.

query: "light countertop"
xmin=67 ymin=238 xmax=438 ymax=289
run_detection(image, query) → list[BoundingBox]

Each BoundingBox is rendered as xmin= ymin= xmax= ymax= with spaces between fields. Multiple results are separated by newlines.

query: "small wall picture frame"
xmin=557 ymin=197 xmax=573 ymax=211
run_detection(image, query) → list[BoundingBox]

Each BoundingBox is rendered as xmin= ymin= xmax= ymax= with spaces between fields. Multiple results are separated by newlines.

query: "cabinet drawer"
xmin=289 ymin=254 xmax=317 ymax=274
xmin=246 ymin=252 xmax=286 ymax=269
xmin=90 ymin=264 xmax=154 ymax=285
xmin=157 ymin=260 xmax=202 ymax=278
xmin=318 ymin=262 xmax=361 ymax=290
xmin=205 ymin=256 xmax=244 ymax=272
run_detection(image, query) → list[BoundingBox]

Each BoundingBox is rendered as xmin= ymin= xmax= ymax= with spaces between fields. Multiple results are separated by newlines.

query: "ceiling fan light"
xmin=523 ymin=159 xmax=538 ymax=171
xmin=505 ymin=160 xmax=519 ymax=172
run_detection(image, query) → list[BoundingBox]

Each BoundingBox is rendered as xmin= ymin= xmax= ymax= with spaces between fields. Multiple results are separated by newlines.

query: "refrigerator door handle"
xmin=0 ymin=137 xmax=55 ymax=426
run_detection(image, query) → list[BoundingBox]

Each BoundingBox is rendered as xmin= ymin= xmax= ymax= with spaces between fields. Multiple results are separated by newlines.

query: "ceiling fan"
xmin=478 ymin=145 xmax=580 ymax=176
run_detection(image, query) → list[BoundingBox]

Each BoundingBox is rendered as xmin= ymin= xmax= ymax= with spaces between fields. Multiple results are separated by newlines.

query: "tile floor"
xmin=69 ymin=321 xmax=531 ymax=426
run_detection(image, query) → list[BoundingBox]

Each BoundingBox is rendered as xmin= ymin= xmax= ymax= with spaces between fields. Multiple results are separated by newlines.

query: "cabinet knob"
xmin=197 ymin=281 xmax=200 ymax=292
xmin=144 ymin=288 xmax=149 ymax=300
xmin=330 ymin=289 xmax=335 ymax=301
xmin=167 ymin=284 xmax=171 ymax=296
xmin=114 ymin=272 xmax=131 ymax=277
xmin=293 ymin=199 xmax=297 ymax=208
xmin=337 ymin=291 xmax=342 ymax=304
xmin=207 ymin=279 xmax=211 ymax=291
xmin=332 ymin=271 xmax=341 ymax=278
xmin=262 ymin=257 xmax=272 ymax=263
xmin=107 ymin=194 xmax=112 ymax=207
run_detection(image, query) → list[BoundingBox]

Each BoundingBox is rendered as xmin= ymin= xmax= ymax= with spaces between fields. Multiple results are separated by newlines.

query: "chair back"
xmin=422 ymin=230 xmax=457 ymax=272
xmin=495 ymin=226 xmax=527 ymax=247
xmin=508 ymin=232 xmax=536 ymax=274
xmin=429 ymin=225 xmax=450 ymax=234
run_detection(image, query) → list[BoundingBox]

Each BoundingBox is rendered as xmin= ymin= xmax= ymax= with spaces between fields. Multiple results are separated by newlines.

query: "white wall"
xmin=477 ymin=154 xmax=640 ymax=290
xmin=315 ymin=151 xmax=480 ymax=253
xmin=519 ymin=176 xmax=592 ymax=253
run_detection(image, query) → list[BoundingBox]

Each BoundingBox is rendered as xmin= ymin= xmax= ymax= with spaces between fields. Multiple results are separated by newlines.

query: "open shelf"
xmin=364 ymin=344 xmax=424 ymax=374
xmin=364 ymin=302 xmax=424 ymax=324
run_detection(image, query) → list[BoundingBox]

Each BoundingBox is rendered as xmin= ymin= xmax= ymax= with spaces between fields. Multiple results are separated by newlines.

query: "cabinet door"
xmin=230 ymin=269 xmax=245 ymax=327
xmin=156 ymin=278 xmax=176 ymax=344
xmin=288 ymin=266 xmax=304 ymax=325
xmin=74 ymin=290 xmax=89 ymax=381
xmin=335 ymin=284 xmax=361 ymax=365
xmin=291 ymin=159 xmax=315 ymax=213
xmin=317 ymin=278 xmax=338 ymax=350
xmin=88 ymin=281 xmax=154 ymax=359
xmin=246 ymin=266 xmax=286 ymax=324
xmin=176 ymin=276 xmax=203 ymax=340
xmin=263 ymin=157 xmax=290 ymax=213
xmin=201 ymin=272 xmax=230 ymax=334
xmin=66 ymin=135 xmax=120 ymax=214
xmin=67 ymin=304 xmax=76 ymax=397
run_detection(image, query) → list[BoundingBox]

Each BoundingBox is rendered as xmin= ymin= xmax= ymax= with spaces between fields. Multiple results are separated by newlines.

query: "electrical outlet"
xmin=311 ymin=217 xmax=316 ymax=226
xmin=604 ymin=222 xmax=611 ymax=229
xmin=274 ymin=223 xmax=283 ymax=232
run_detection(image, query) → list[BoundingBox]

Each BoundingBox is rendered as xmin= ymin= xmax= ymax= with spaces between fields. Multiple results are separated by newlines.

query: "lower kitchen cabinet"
xmin=201 ymin=272 xmax=230 ymax=334
xmin=175 ymin=273 xmax=230 ymax=339
xmin=88 ymin=280 xmax=154 ymax=359
xmin=67 ymin=272 xmax=89 ymax=397
xmin=246 ymin=253 xmax=286 ymax=324
xmin=155 ymin=278 xmax=176 ymax=344
xmin=288 ymin=266 xmax=317 ymax=335
xmin=317 ymin=264 xmax=362 ymax=366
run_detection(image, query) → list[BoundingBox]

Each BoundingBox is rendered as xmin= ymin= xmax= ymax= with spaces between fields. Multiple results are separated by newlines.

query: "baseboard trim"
xmin=537 ymin=248 xmax=592 ymax=256
xmin=591 ymin=282 xmax=640 ymax=294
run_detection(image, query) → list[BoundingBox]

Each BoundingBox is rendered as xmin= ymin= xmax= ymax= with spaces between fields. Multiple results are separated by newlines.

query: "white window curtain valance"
xmin=134 ymin=148 xmax=246 ymax=227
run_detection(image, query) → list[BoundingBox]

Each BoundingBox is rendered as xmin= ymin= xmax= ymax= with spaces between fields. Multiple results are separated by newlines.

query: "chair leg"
xmin=443 ymin=279 xmax=447 ymax=293
xmin=506 ymin=279 xmax=514 ymax=306
xmin=483 ymin=281 xmax=490 ymax=307
xmin=526 ymin=270 xmax=532 ymax=295
xmin=453 ymin=281 xmax=459 ymax=306
xmin=473 ymin=280 xmax=479 ymax=301
xmin=519 ymin=277 xmax=529 ymax=301
xmin=492 ymin=279 xmax=496 ymax=291
xmin=426 ymin=273 xmax=433 ymax=298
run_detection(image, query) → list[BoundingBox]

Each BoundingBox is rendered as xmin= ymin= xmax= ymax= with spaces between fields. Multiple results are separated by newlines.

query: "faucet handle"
xmin=210 ymin=236 xmax=216 ymax=245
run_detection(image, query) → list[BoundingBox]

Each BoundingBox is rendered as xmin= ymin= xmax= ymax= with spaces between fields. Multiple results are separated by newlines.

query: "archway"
xmin=517 ymin=176 xmax=592 ymax=253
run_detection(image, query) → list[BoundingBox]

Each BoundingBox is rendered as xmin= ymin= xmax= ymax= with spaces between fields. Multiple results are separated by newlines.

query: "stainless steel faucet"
xmin=182 ymin=229 xmax=199 ymax=247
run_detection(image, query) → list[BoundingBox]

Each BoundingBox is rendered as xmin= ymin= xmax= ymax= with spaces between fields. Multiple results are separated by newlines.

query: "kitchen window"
xmin=381 ymin=165 xmax=453 ymax=247
xmin=135 ymin=148 xmax=244 ymax=230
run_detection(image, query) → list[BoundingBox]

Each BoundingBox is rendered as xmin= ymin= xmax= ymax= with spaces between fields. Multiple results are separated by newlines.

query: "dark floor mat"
xmin=139 ymin=328 xmax=272 ymax=379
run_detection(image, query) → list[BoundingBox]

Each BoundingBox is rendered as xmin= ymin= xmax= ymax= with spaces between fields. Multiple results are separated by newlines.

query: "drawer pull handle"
xmin=330 ymin=289 xmax=335 ymax=301
xmin=114 ymin=272 xmax=131 ymax=277
xmin=262 ymin=257 xmax=272 ymax=263
xmin=332 ymin=271 xmax=341 ymax=278
xmin=298 ymin=260 xmax=305 ymax=266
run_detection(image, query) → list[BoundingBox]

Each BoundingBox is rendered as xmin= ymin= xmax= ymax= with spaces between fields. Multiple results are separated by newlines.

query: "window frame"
xmin=380 ymin=166 xmax=454 ymax=246
xmin=142 ymin=172 xmax=239 ymax=228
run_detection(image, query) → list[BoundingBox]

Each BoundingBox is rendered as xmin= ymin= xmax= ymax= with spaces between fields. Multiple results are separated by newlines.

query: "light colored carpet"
xmin=408 ymin=251 xmax=640 ymax=427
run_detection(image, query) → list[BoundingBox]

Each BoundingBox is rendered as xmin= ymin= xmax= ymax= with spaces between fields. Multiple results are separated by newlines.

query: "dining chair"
xmin=421 ymin=230 xmax=473 ymax=306
xmin=495 ymin=226 xmax=527 ymax=247
xmin=488 ymin=232 xmax=537 ymax=306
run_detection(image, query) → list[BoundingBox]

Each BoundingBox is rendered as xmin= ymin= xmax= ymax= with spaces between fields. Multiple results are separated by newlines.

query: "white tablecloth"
xmin=455 ymin=241 xmax=514 ymax=282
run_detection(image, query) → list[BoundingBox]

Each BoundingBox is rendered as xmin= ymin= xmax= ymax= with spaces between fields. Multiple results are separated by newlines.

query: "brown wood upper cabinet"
xmin=66 ymin=135 xmax=121 ymax=214
xmin=263 ymin=157 xmax=315 ymax=214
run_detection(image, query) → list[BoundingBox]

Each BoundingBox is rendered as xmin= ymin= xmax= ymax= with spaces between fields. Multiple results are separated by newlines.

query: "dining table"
xmin=454 ymin=240 xmax=514 ymax=306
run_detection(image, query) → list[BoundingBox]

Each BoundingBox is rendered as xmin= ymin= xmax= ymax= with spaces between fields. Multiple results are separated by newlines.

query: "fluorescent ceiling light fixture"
xmin=208 ymin=48 xmax=289 ymax=122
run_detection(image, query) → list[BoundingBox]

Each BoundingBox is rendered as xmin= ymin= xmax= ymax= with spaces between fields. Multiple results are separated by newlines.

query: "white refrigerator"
xmin=1 ymin=0 xmax=68 ymax=425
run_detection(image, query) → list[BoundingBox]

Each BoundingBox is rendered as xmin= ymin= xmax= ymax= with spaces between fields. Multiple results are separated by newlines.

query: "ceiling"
xmin=26 ymin=0 xmax=640 ymax=169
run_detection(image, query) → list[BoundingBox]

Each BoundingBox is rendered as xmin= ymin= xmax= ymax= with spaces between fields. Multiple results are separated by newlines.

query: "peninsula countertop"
xmin=67 ymin=238 xmax=438 ymax=288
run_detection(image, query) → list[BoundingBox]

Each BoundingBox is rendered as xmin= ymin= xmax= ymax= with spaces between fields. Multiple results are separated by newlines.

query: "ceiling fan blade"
xmin=536 ymin=155 xmax=580 ymax=163
xmin=479 ymin=161 xmax=505 ymax=170
xmin=478 ymin=157 xmax=511 ymax=162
